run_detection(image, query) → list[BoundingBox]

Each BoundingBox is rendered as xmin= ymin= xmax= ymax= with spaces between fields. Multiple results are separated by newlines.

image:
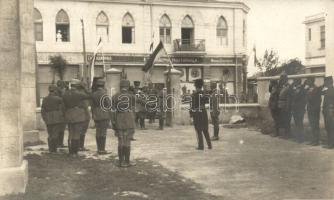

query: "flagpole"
xmin=80 ymin=19 xmax=87 ymax=84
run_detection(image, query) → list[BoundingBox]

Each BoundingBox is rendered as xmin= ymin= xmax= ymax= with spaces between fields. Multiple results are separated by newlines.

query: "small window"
xmin=159 ymin=14 xmax=172 ymax=44
xmin=55 ymin=9 xmax=70 ymax=42
xmin=96 ymin=11 xmax=109 ymax=42
xmin=34 ymin=8 xmax=43 ymax=41
xmin=308 ymin=28 xmax=312 ymax=41
xmin=122 ymin=13 xmax=135 ymax=44
xmin=320 ymin=25 xmax=325 ymax=49
xmin=217 ymin=16 xmax=228 ymax=46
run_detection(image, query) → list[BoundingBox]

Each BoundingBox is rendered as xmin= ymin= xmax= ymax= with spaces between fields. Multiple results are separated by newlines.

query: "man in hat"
xmin=91 ymin=78 xmax=111 ymax=154
xmin=305 ymin=77 xmax=322 ymax=146
xmin=268 ymin=80 xmax=280 ymax=137
xmin=41 ymin=85 xmax=65 ymax=153
xmin=112 ymin=80 xmax=136 ymax=167
xmin=277 ymin=73 xmax=292 ymax=138
xmin=291 ymin=78 xmax=307 ymax=142
xmin=322 ymin=76 xmax=334 ymax=148
xmin=189 ymin=79 xmax=212 ymax=150
xmin=210 ymin=81 xmax=221 ymax=141
xmin=55 ymin=80 xmax=67 ymax=148
xmin=62 ymin=79 xmax=91 ymax=157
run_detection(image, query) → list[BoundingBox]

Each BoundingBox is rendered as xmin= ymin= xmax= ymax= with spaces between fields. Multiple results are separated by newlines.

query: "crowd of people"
xmin=268 ymin=74 xmax=334 ymax=148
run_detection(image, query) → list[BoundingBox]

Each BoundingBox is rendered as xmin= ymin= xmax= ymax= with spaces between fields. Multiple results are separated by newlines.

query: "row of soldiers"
xmin=268 ymin=74 xmax=334 ymax=148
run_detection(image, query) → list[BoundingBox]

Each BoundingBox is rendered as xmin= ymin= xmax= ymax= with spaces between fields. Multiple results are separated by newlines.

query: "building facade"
xmin=326 ymin=1 xmax=334 ymax=77
xmin=34 ymin=0 xmax=249 ymax=101
xmin=304 ymin=13 xmax=326 ymax=73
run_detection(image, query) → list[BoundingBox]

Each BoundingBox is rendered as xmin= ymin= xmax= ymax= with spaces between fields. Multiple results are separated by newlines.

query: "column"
xmin=0 ymin=0 xmax=28 ymax=195
xmin=106 ymin=68 xmax=122 ymax=96
xmin=21 ymin=0 xmax=40 ymax=144
xmin=164 ymin=68 xmax=182 ymax=126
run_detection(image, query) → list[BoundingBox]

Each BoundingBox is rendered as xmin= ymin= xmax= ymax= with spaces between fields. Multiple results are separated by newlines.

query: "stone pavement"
xmin=37 ymin=124 xmax=334 ymax=200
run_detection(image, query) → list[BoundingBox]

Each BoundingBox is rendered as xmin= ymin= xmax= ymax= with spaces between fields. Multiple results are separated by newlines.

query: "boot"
xmin=122 ymin=146 xmax=135 ymax=167
xmin=203 ymin=130 xmax=212 ymax=149
xmin=211 ymin=128 xmax=219 ymax=141
xmin=51 ymin=139 xmax=58 ymax=153
xmin=70 ymin=140 xmax=79 ymax=157
xmin=118 ymin=146 xmax=123 ymax=167
xmin=79 ymin=135 xmax=89 ymax=151
xmin=47 ymin=138 xmax=53 ymax=153
xmin=98 ymin=137 xmax=108 ymax=155
xmin=159 ymin=119 xmax=164 ymax=130
xmin=96 ymin=136 xmax=101 ymax=153
xmin=58 ymin=131 xmax=65 ymax=147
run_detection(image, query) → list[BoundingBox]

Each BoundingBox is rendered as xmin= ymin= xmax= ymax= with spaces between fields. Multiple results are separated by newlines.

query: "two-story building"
xmin=34 ymin=0 xmax=249 ymax=100
xmin=304 ymin=13 xmax=326 ymax=73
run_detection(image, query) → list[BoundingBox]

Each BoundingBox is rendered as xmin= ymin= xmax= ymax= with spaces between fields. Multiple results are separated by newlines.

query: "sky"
xmin=243 ymin=0 xmax=326 ymax=75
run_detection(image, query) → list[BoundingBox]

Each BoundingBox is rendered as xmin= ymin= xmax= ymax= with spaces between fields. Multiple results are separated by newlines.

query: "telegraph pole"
xmin=80 ymin=19 xmax=88 ymax=85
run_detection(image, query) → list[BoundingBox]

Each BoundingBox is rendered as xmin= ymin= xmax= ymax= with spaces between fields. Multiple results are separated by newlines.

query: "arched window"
xmin=55 ymin=9 xmax=70 ymax=42
xmin=181 ymin=15 xmax=194 ymax=44
xmin=217 ymin=16 xmax=228 ymax=46
xmin=159 ymin=14 xmax=172 ymax=44
xmin=34 ymin=8 xmax=43 ymax=41
xmin=96 ymin=11 xmax=109 ymax=42
xmin=122 ymin=13 xmax=135 ymax=44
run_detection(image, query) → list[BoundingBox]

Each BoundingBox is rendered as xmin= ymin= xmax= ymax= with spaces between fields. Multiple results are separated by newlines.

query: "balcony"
xmin=173 ymin=39 xmax=206 ymax=53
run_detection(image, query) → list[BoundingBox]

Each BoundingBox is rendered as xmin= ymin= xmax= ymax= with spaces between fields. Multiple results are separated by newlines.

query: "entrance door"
xmin=181 ymin=28 xmax=193 ymax=45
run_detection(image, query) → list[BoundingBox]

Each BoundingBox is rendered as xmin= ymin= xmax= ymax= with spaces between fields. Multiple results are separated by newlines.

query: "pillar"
xmin=164 ymin=68 xmax=182 ymax=126
xmin=326 ymin=1 xmax=334 ymax=77
xmin=0 ymin=0 xmax=28 ymax=195
xmin=106 ymin=68 xmax=122 ymax=96
xmin=20 ymin=0 xmax=40 ymax=144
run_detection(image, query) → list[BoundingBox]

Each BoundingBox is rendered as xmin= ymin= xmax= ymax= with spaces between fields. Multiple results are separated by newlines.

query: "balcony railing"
xmin=174 ymin=39 xmax=206 ymax=52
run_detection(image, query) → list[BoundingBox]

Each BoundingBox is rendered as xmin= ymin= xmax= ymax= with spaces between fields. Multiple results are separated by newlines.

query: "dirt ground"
xmin=1 ymin=152 xmax=220 ymax=200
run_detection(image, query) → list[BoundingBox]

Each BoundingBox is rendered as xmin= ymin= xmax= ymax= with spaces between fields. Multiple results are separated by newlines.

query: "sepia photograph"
xmin=0 ymin=0 xmax=333 ymax=199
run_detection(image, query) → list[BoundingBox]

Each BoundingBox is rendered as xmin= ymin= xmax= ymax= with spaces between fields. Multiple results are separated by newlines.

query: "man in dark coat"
xmin=91 ymin=78 xmax=111 ymax=154
xmin=291 ymin=78 xmax=307 ymax=142
xmin=62 ymin=79 xmax=91 ymax=157
xmin=190 ymin=79 xmax=212 ymax=150
xmin=56 ymin=80 xmax=67 ymax=147
xmin=111 ymin=80 xmax=136 ymax=167
xmin=268 ymin=80 xmax=280 ymax=137
xmin=156 ymin=87 xmax=166 ymax=130
xmin=305 ymin=77 xmax=322 ymax=146
xmin=210 ymin=82 xmax=220 ymax=141
xmin=277 ymin=74 xmax=292 ymax=138
xmin=41 ymin=85 xmax=65 ymax=153
xmin=322 ymin=76 xmax=334 ymax=148
xmin=77 ymin=81 xmax=91 ymax=151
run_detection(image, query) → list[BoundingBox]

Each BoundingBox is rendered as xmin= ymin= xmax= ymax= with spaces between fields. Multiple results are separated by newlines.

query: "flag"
xmin=149 ymin=42 xmax=154 ymax=52
xmin=90 ymin=37 xmax=103 ymax=87
xmin=253 ymin=45 xmax=259 ymax=66
xmin=142 ymin=41 xmax=164 ymax=72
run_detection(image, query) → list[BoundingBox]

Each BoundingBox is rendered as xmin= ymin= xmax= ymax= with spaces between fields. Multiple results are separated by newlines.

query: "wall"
xmin=326 ymin=1 xmax=334 ymax=77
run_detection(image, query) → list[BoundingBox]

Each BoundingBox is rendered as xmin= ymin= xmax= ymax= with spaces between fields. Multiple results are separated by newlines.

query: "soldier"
xmin=291 ymin=78 xmax=307 ymax=142
xmin=56 ymin=80 xmax=67 ymax=148
xmin=156 ymin=87 xmax=166 ymax=130
xmin=111 ymin=80 xmax=136 ymax=167
xmin=210 ymin=82 xmax=221 ymax=141
xmin=268 ymin=80 xmax=280 ymax=137
xmin=91 ymin=78 xmax=111 ymax=154
xmin=277 ymin=74 xmax=292 ymax=138
xmin=41 ymin=85 xmax=65 ymax=153
xmin=189 ymin=79 xmax=212 ymax=150
xmin=322 ymin=76 xmax=334 ymax=148
xmin=305 ymin=77 xmax=322 ymax=146
xmin=136 ymin=89 xmax=147 ymax=129
xmin=133 ymin=81 xmax=141 ymax=127
xmin=62 ymin=79 xmax=90 ymax=157
xmin=77 ymin=81 xmax=91 ymax=151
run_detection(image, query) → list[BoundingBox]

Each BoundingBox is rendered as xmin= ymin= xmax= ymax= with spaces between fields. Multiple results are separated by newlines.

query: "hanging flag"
xmin=253 ymin=45 xmax=259 ymax=67
xmin=90 ymin=37 xmax=103 ymax=87
xmin=149 ymin=42 xmax=154 ymax=52
xmin=142 ymin=41 xmax=164 ymax=72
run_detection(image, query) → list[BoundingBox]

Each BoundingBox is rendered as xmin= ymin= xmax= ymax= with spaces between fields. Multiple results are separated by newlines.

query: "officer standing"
xmin=91 ymin=78 xmax=111 ymax=154
xmin=322 ymin=76 xmax=334 ymax=148
xmin=291 ymin=78 xmax=307 ymax=142
xmin=56 ymin=80 xmax=67 ymax=148
xmin=41 ymin=85 xmax=65 ymax=153
xmin=189 ymin=79 xmax=212 ymax=150
xmin=77 ymin=81 xmax=91 ymax=151
xmin=62 ymin=79 xmax=90 ymax=157
xmin=133 ymin=81 xmax=141 ymax=127
xmin=277 ymin=74 xmax=292 ymax=138
xmin=268 ymin=80 xmax=280 ymax=137
xmin=305 ymin=77 xmax=322 ymax=146
xmin=156 ymin=87 xmax=166 ymax=130
xmin=111 ymin=80 xmax=136 ymax=167
xmin=210 ymin=82 xmax=220 ymax=141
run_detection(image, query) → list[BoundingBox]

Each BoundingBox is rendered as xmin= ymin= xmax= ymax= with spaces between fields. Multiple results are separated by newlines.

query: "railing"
xmin=174 ymin=39 xmax=206 ymax=52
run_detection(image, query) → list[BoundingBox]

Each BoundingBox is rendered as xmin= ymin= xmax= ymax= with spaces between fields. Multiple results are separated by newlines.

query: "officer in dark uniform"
xmin=277 ymin=74 xmax=292 ymax=138
xmin=91 ymin=78 xmax=111 ymax=154
xmin=133 ymin=81 xmax=141 ymax=127
xmin=111 ymin=80 xmax=136 ymax=167
xmin=136 ymin=89 xmax=147 ymax=129
xmin=291 ymin=78 xmax=307 ymax=142
xmin=189 ymin=79 xmax=212 ymax=150
xmin=77 ymin=81 xmax=91 ymax=151
xmin=268 ymin=80 xmax=280 ymax=137
xmin=305 ymin=77 xmax=322 ymax=145
xmin=41 ymin=85 xmax=65 ymax=153
xmin=62 ymin=79 xmax=90 ymax=157
xmin=156 ymin=87 xmax=166 ymax=130
xmin=210 ymin=82 xmax=220 ymax=141
xmin=56 ymin=80 xmax=67 ymax=147
xmin=322 ymin=76 xmax=334 ymax=148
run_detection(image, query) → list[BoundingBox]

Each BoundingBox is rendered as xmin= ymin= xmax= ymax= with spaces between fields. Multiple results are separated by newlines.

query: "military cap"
xmin=134 ymin=81 xmax=140 ymax=87
xmin=70 ymin=79 xmax=81 ymax=86
xmin=194 ymin=79 xmax=204 ymax=88
xmin=48 ymin=84 xmax=58 ymax=92
xmin=96 ymin=78 xmax=105 ymax=86
xmin=120 ymin=80 xmax=130 ymax=88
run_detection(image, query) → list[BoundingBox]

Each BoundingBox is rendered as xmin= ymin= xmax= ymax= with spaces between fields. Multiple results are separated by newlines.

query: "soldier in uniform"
xmin=111 ymin=80 xmax=136 ymax=167
xmin=277 ymin=74 xmax=292 ymax=138
xmin=91 ymin=78 xmax=111 ymax=154
xmin=133 ymin=81 xmax=141 ymax=127
xmin=291 ymin=78 xmax=307 ymax=142
xmin=62 ymin=79 xmax=91 ymax=157
xmin=268 ymin=80 xmax=280 ymax=137
xmin=41 ymin=85 xmax=65 ymax=153
xmin=189 ymin=79 xmax=212 ymax=150
xmin=305 ymin=77 xmax=322 ymax=146
xmin=156 ymin=87 xmax=166 ymax=130
xmin=77 ymin=81 xmax=91 ymax=151
xmin=56 ymin=80 xmax=67 ymax=147
xmin=322 ymin=76 xmax=334 ymax=148
xmin=136 ymin=90 xmax=147 ymax=129
xmin=210 ymin=82 xmax=221 ymax=141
